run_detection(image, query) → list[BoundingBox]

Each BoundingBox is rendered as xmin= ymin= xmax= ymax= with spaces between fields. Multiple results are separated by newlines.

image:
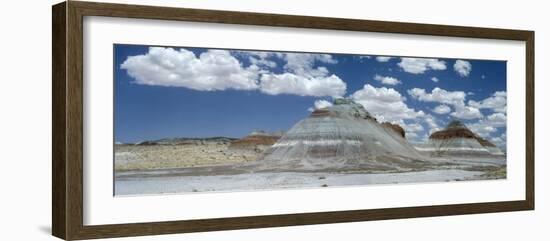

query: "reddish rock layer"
xmin=229 ymin=134 xmax=281 ymax=148
xmin=382 ymin=122 xmax=406 ymax=138
xmin=430 ymin=127 xmax=477 ymax=140
xmin=310 ymin=109 xmax=336 ymax=118
xmin=429 ymin=120 xmax=497 ymax=147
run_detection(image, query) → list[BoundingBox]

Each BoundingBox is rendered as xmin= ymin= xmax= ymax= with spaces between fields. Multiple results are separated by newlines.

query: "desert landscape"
xmin=114 ymin=46 xmax=507 ymax=196
xmin=115 ymin=99 xmax=506 ymax=195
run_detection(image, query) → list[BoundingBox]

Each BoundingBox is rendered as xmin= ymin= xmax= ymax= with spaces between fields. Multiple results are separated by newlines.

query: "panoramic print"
xmin=114 ymin=44 xmax=507 ymax=195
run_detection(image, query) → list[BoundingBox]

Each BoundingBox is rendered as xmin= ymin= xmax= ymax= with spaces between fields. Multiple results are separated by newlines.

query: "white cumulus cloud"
xmin=467 ymin=113 xmax=507 ymax=151
xmin=466 ymin=113 xmax=506 ymax=138
xmin=398 ymin=58 xmax=446 ymax=74
xmin=311 ymin=99 xmax=333 ymax=111
xmin=468 ymin=122 xmax=497 ymax=138
xmin=490 ymin=133 xmax=507 ymax=151
xmin=375 ymin=56 xmax=393 ymax=62
xmin=351 ymin=84 xmax=424 ymax=123
xmin=399 ymin=121 xmax=425 ymax=140
xmin=408 ymin=87 xmax=482 ymax=120
xmin=121 ymin=47 xmax=260 ymax=91
xmin=408 ymin=87 xmax=466 ymax=107
xmin=468 ymin=91 xmax=507 ymax=113
xmin=454 ymin=60 xmax=472 ymax=77
xmin=404 ymin=122 xmax=424 ymax=132
xmin=423 ymin=114 xmax=441 ymax=134
xmin=259 ymin=52 xmax=346 ymax=97
xmin=121 ymin=47 xmax=347 ymax=97
xmin=260 ymin=73 xmax=346 ymax=97
xmin=242 ymin=51 xmax=277 ymax=68
xmin=486 ymin=113 xmax=507 ymax=127
xmin=451 ymin=105 xmax=483 ymax=119
xmin=374 ymin=74 xmax=401 ymax=85
xmin=282 ymin=53 xmax=337 ymax=77
xmin=433 ymin=105 xmax=451 ymax=114
xmin=356 ymin=56 xmax=371 ymax=61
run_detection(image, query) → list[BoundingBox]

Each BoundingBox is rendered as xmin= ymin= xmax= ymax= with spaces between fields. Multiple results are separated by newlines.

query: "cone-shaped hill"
xmin=417 ymin=120 xmax=504 ymax=157
xmin=257 ymin=98 xmax=428 ymax=172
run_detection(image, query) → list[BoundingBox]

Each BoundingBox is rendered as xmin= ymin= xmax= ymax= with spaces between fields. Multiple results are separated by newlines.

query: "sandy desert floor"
xmin=115 ymin=143 xmax=266 ymax=171
xmin=114 ymin=143 xmax=506 ymax=195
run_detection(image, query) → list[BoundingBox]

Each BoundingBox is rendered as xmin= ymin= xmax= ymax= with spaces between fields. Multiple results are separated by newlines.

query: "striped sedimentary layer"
xmin=259 ymin=99 xmax=427 ymax=172
xmin=423 ymin=138 xmax=491 ymax=156
xmin=484 ymin=146 xmax=505 ymax=155
xmin=416 ymin=120 xmax=504 ymax=157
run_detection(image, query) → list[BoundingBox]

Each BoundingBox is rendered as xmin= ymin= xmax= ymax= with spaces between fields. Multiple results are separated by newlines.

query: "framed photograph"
xmin=52 ymin=1 xmax=534 ymax=240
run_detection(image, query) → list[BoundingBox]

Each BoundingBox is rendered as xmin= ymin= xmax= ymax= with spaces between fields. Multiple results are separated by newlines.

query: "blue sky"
xmin=114 ymin=44 xmax=507 ymax=149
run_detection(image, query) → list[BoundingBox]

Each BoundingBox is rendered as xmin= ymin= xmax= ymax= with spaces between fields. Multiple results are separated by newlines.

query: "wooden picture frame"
xmin=52 ymin=1 xmax=534 ymax=240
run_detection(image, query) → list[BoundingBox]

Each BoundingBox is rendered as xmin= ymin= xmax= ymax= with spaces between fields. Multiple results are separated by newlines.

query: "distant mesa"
xmin=229 ymin=130 xmax=283 ymax=151
xmin=134 ymin=137 xmax=237 ymax=146
xmin=257 ymin=98 xmax=426 ymax=172
xmin=135 ymin=140 xmax=158 ymax=146
xmin=415 ymin=120 xmax=504 ymax=156
xmin=430 ymin=120 xmax=479 ymax=141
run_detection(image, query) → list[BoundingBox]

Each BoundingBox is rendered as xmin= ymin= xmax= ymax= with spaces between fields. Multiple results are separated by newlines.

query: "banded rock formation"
xmin=415 ymin=120 xmax=504 ymax=157
xmin=258 ymin=98 xmax=427 ymax=172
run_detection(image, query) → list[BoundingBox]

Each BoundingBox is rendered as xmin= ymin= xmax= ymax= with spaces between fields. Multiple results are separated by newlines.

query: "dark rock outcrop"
xmin=382 ymin=122 xmax=406 ymax=138
xmin=430 ymin=120 xmax=476 ymax=140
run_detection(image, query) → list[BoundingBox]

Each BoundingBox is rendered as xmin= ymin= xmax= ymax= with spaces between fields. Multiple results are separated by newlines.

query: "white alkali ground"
xmin=115 ymin=169 xmax=486 ymax=195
